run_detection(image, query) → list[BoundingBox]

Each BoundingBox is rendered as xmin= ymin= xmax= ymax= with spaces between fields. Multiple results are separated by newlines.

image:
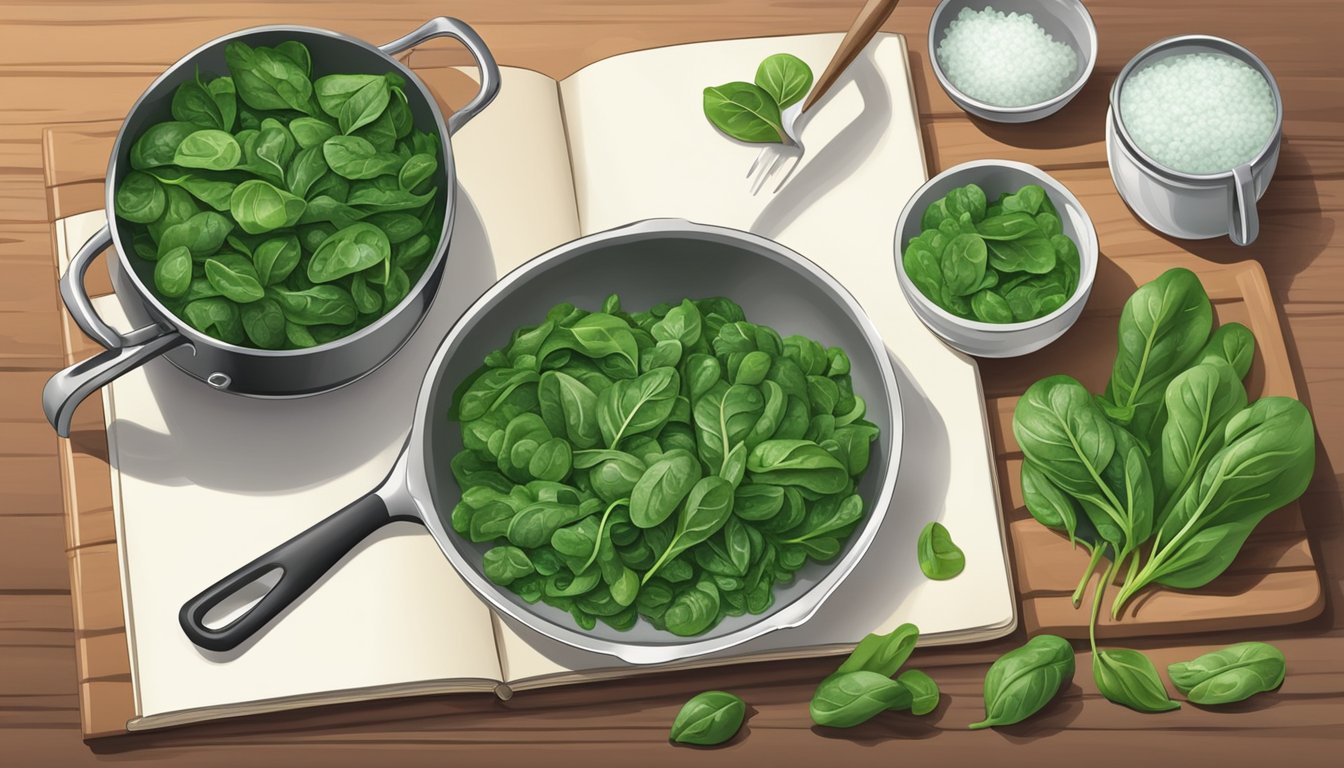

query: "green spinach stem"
xmin=1072 ymin=545 xmax=1106 ymax=607
xmin=579 ymin=498 xmax=627 ymax=573
xmin=1089 ymin=558 xmax=1119 ymax=654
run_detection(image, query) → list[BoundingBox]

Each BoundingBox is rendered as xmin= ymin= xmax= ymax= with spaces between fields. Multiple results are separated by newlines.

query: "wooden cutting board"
xmin=41 ymin=53 xmax=1320 ymax=739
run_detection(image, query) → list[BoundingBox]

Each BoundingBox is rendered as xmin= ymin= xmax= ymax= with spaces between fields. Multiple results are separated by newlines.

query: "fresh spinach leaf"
xmin=1093 ymin=648 xmax=1180 ymax=713
xmin=703 ymin=82 xmax=784 ymax=143
xmin=917 ymin=522 xmax=965 ymax=580
xmin=754 ymin=53 xmax=813 ymax=109
xmin=969 ymin=635 xmax=1074 ymax=729
xmin=1167 ymin=642 xmax=1285 ymax=705
xmin=810 ymin=671 xmax=912 ymax=728
xmin=669 ymin=690 xmax=745 ymax=746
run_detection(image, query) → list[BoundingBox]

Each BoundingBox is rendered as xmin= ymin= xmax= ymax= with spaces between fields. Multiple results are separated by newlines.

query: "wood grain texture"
xmin=4 ymin=0 xmax=1344 ymax=765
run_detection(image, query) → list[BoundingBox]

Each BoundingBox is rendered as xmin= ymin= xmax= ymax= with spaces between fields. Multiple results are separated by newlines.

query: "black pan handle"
xmin=180 ymin=493 xmax=400 ymax=652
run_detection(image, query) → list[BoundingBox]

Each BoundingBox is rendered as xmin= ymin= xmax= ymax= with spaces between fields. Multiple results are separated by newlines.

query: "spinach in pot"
xmin=447 ymin=295 xmax=880 ymax=636
xmin=113 ymin=40 xmax=445 ymax=349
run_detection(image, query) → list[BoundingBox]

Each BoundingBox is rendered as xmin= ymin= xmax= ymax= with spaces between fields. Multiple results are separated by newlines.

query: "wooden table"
xmin=3 ymin=1 xmax=1341 ymax=765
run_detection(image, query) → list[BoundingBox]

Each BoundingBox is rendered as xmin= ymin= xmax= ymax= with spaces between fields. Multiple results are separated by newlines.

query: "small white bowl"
xmin=929 ymin=0 xmax=1098 ymax=123
xmin=893 ymin=160 xmax=1098 ymax=358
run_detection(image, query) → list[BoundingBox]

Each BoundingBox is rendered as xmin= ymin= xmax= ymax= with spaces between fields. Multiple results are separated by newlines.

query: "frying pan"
xmin=180 ymin=219 xmax=903 ymax=665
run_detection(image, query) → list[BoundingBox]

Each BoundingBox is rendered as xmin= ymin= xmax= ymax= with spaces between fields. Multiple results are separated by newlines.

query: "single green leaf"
xmin=917 ymin=522 xmax=965 ymax=580
xmin=703 ymin=82 xmax=784 ymax=143
xmin=837 ymin=623 xmax=920 ymax=677
xmin=969 ymin=635 xmax=1074 ymax=729
xmin=1168 ymin=642 xmax=1285 ymax=705
xmin=897 ymin=669 xmax=940 ymax=716
xmin=669 ymin=690 xmax=745 ymax=746
xmin=810 ymin=671 xmax=912 ymax=728
xmin=1094 ymin=648 xmax=1181 ymax=713
xmin=754 ymin=53 xmax=813 ymax=108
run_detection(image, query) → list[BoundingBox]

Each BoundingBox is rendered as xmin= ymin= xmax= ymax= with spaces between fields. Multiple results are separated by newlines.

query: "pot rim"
xmin=103 ymin=23 xmax=456 ymax=359
xmin=1109 ymin=34 xmax=1284 ymax=184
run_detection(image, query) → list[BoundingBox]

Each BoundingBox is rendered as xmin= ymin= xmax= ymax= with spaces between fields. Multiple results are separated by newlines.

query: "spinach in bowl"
xmin=446 ymin=294 xmax=880 ymax=636
xmin=113 ymin=40 xmax=443 ymax=349
xmin=902 ymin=183 xmax=1082 ymax=324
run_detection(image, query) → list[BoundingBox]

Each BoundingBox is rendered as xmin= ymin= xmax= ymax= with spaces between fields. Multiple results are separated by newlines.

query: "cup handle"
xmin=1229 ymin=163 xmax=1260 ymax=246
xmin=380 ymin=17 xmax=501 ymax=135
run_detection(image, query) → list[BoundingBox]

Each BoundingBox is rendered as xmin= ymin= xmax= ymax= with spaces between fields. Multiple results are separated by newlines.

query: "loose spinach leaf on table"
xmin=669 ymin=690 xmax=746 ymax=746
xmin=810 ymin=671 xmax=912 ymax=728
xmin=1167 ymin=642 xmax=1286 ymax=705
xmin=970 ymin=634 xmax=1074 ymax=729
xmin=897 ymin=669 xmax=941 ymax=716
xmin=1093 ymin=648 xmax=1180 ymax=713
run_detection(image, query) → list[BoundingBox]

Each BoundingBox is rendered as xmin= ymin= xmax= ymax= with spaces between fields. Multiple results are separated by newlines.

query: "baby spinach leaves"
xmin=450 ymin=295 xmax=878 ymax=636
xmin=669 ymin=690 xmax=745 ymax=746
xmin=1168 ymin=642 xmax=1285 ymax=705
xmin=703 ymin=52 xmax=814 ymax=144
xmin=809 ymin=623 xmax=939 ymax=728
xmin=970 ymin=634 xmax=1074 ymax=729
xmin=114 ymin=39 xmax=443 ymax=348
xmin=904 ymin=183 xmax=1081 ymax=323
xmin=916 ymin=522 xmax=965 ymax=580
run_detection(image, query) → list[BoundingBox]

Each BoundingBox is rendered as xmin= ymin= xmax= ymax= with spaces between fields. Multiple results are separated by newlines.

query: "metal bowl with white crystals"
xmin=893 ymin=160 xmax=1098 ymax=358
xmin=929 ymin=0 xmax=1098 ymax=123
xmin=180 ymin=219 xmax=904 ymax=665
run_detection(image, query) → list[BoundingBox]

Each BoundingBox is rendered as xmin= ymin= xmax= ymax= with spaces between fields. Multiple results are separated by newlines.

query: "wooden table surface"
xmin=2 ymin=1 xmax=1341 ymax=765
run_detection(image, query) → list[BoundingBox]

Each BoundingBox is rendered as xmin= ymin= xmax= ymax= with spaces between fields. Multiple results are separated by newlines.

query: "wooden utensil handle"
xmin=802 ymin=0 xmax=901 ymax=113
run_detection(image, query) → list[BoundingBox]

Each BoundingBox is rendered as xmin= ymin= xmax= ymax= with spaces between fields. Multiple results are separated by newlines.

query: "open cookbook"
xmin=65 ymin=32 xmax=1015 ymax=731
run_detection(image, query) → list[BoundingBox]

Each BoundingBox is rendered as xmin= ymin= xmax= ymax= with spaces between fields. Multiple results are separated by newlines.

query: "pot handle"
xmin=1229 ymin=163 xmax=1260 ymax=246
xmin=179 ymin=450 xmax=421 ymax=652
xmin=380 ymin=17 xmax=501 ymax=135
xmin=45 ymin=223 xmax=191 ymax=436
xmin=62 ymin=224 xmax=131 ymax=349
xmin=43 ymin=331 xmax=190 ymax=437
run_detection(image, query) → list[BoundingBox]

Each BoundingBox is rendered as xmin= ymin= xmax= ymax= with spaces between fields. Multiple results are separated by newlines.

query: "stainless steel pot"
xmin=1107 ymin=35 xmax=1282 ymax=246
xmin=179 ymin=219 xmax=904 ymax=666
xmin=42 ymin=18 xmax=500 ymax=436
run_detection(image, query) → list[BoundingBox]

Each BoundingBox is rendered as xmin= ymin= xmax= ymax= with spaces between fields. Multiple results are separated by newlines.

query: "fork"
xmin=748 ymin=0 xmax=902 ymax=194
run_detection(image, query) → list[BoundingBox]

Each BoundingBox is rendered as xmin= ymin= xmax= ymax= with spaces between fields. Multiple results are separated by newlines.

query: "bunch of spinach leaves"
xmin=703 ymin=53 xmax=813 ymax=144
xmin=903 ymin=183 xmax=1082 ymax=323
xmin=448 ymin=295 xmax=879 ymax=636
xmin=1011 ymin=267 xmax=1315 ymax=713
xmin=113 ymin=40 xmax=443 ymax=349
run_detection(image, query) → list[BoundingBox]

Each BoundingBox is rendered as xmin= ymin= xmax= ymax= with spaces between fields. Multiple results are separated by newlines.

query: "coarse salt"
xmin=1120 ymin=52 xmax=1276 ymax=174
xmin=936 ymin=6 xmax=1079 ymax=108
